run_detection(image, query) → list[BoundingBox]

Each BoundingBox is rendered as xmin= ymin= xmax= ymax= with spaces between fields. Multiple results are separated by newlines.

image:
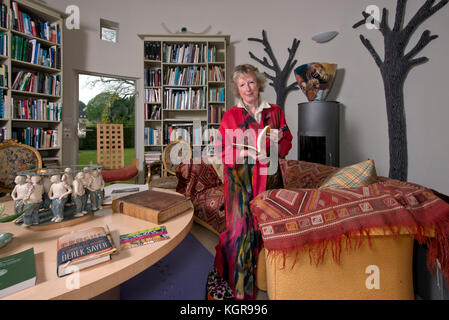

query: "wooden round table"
xmin=0 ymin=198 xmax=193 ymax=300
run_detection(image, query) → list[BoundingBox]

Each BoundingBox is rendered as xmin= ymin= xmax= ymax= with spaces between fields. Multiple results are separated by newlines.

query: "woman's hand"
xmin=239 ymin=149 xmax=269 ymax=162
xmin=266 ymin=129 xmax=282 ymax=143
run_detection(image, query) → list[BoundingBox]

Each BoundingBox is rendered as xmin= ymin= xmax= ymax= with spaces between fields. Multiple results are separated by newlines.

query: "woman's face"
xmin=237 ymin=74 xmax=259 ymax=106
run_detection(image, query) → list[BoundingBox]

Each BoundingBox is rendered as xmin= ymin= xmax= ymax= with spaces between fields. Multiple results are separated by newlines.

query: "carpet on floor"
xmin=120 ymin=232 xmax=214 ymax=300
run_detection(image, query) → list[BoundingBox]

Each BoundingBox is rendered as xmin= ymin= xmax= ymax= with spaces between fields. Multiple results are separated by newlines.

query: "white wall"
xmin=46 ymin=0 xmax=449 ymax=194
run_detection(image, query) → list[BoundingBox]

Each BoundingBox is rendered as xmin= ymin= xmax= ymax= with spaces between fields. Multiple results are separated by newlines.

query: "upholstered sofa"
xmin=176 ymin=158 xmax=449 ymax=300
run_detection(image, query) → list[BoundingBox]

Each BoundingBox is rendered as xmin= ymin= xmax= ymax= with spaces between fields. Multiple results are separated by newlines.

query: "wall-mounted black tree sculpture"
xmin=353 ymin=0 xmax=448 ymax=181
xmin=248 ymin=30 xmax=300 ymax=111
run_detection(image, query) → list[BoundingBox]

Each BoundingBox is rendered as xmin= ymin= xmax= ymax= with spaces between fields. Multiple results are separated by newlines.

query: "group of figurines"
xmin=10 ymin=165 xmax=105 ymax=227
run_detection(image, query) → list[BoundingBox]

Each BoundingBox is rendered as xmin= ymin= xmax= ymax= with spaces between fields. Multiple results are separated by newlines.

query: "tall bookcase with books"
xmin=139 ymin=34 xmax=229 ymax=174
xmin=0 ymin=0 xmax=64 ymax=168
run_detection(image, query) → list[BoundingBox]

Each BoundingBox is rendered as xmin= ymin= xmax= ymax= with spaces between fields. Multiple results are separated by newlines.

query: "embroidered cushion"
xmin=193 ymin=185 xmax=226 ymax=234
xmin=319 ymin=159 xmax=377 ymax=189
xmin=176 ymin=158 xmax=222 ymax=200
xmin=279 ymin=159 xmax=339 ymax=189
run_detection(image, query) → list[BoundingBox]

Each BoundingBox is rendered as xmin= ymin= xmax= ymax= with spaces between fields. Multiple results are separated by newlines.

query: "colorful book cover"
xmin=119 ymin=226 xmax=170 ymax=249
xmin=56 ymin=225 xmax=117 ymax=277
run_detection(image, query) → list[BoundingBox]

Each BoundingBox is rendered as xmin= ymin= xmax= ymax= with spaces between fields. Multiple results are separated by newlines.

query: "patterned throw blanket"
xmin=251 ymin=178 xmax=449 ymax=284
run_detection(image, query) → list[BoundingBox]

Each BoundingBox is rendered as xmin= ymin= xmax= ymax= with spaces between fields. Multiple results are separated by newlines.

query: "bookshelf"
xmin=139 ymin=34 xmax=229 ymax=174
xmin=0 ymin=0 xmax=64 ymax=168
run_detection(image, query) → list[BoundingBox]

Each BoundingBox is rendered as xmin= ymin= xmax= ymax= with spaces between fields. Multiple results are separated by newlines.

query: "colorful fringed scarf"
xmin=250 ymin=178 xmax=449 ymax=284
xmin=213 ymin=163 xmax=259 ymax=300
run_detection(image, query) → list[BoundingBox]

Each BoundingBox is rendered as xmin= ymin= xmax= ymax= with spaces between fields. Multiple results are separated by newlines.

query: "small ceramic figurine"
xmin=87 ymin=169 xmax=104 ymax=211
xmin=82 ymin=167 xmax=92 ymax=185
xmin=48 ymin=174 xmax=72 ymax=223
xmin=40 ymin=175 xmax=52 ymax=211
xmin=22 ymin=175 xmax=44 ymax=227
xmin=72 ymin=171 xmax=88 ymax=217
xmin=63 ymin=167 xmax=74 ymax=206
xmin=11 ymin=175 xmax=28 ymax=215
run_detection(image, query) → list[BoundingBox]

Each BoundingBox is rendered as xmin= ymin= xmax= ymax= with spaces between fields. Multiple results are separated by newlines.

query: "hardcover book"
xmin=0 ymin=248 xmax=36 ymax=298
xmin=233 ymin=125 xmax=271 ymax=152
xmin=56 ymin=225 xmax=117 ymax=277
xmin=112 ymin=189 xmax=193 ymax=224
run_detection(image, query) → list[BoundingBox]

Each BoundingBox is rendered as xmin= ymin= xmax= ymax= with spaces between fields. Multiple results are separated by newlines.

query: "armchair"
xmin=0 ymin=139 xmax=42 ymax=193
xmin=147 ymin=138 xmax=191 ymax=189
xmin=176 ymin=159 xmax=449 ymax=300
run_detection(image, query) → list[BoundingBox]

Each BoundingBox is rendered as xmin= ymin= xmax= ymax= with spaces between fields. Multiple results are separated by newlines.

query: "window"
xmin=100 ymin=18 xmax=119 ymax=43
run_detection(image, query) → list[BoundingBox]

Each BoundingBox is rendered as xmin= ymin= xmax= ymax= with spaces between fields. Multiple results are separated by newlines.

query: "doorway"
xmin=77 ymin=72 xmax=136 ymax=168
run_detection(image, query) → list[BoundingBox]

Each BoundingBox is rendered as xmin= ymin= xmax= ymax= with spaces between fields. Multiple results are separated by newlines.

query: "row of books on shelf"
xmin=0 ymin=101 xmax=4 ymax=119
xmin=209 ymin=88 xmax=225 ymax=102
xmin=0 ymin=3 xmax=8 ymax=29
xmin=144 ymin=41 xmax=161 ymax=61
xmin=0 ymin=126 xmax=6 ymax=142
xmin=145 ymin=104 xmax=161 ymax=120
xmin=11 ymin=1 xmax=61 ymax=44
xmin=12 ymin=71 xmax=61 ymax=96
xmin=164 ymin=87 xmax=206 ymax=110
xmin=0 ymin=32 xmax=7 ymax=56
xmin=163 ymin=65 xmax=207 ymax=86
xmin=12 ymin=35 xmax=61 ymax=69
xmin=208 ymin=66 xmax=224 ymax=82
xmin=209 ymin=105 xmax=223 ymax=123
xmin=208 ymin=127 xmax=219 ymax=145
xmin=11 ymin=98 xmax=62 ymax=121
xmin=144 ymin=68 xmax=161 ymax=87
xmin=42 ymin=156 xmax=59 ymax=167
xmin=167 ymin=125 xmax=197 ymax=145
xmin=162 ymin=122 xmax=218 ymax=145
xmin=144 ymin=151 xmax=161 ymax=164
xmin=144 ymin=127 xmax=161 ymax=146
xmin=145 ymin=105 xmax=223 ymax=122
xmin=162 ymin=42 xmax=206 ymax=64
xmin=0 ymin=64 xmax=7 ymax=87
xmin=11 ymin=127 xmax=58 ymax=149
xmin=207 ymin=46 xmax=220 ymax=63
xmin=0 ymin=89 xmax=5 ymax=117
xmin=144 ymin=87 xmax=160 ymax=103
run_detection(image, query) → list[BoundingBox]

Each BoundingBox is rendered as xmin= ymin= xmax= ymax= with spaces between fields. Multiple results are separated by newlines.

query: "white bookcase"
xmin=0 ymin=0 xmax=64 ymax=168
xmin=138 ymin=34 xmax=229 ymax=174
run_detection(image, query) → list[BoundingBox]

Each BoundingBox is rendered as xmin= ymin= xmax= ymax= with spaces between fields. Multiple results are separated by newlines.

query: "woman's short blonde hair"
xmin=231 ymin=64 xmax=267 ymax=99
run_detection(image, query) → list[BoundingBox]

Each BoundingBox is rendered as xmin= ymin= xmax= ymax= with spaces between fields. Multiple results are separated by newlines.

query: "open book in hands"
xmin=233 ymin=126 xmax=270 ymax=153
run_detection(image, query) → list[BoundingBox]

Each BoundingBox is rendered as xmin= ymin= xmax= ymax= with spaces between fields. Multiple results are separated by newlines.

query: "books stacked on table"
xmin=0 ymin=248 xmax=36 ymax=298
xmin=56 ymin=225 xmax=117 ymax=277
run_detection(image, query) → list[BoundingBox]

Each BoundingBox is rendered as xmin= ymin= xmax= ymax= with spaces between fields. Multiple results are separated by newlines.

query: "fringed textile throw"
xmin=250 ymin=178 xmax=449 ymax=285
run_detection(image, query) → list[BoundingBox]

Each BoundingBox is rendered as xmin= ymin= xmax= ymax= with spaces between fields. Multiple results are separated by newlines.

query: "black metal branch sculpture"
xmin=353 ymin=0 xmax=448 ymax=181
xmin=248 ymin=30 xmax=300 ymax=111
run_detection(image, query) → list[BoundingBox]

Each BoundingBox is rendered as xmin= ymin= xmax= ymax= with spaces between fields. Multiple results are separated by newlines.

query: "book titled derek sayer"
xmin=56 ymin=225 xmax=117 ymax=277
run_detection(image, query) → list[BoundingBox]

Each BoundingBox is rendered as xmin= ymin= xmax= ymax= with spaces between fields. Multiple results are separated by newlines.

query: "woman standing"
xmin=207 ymin=64 xmax=293 ymax=300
